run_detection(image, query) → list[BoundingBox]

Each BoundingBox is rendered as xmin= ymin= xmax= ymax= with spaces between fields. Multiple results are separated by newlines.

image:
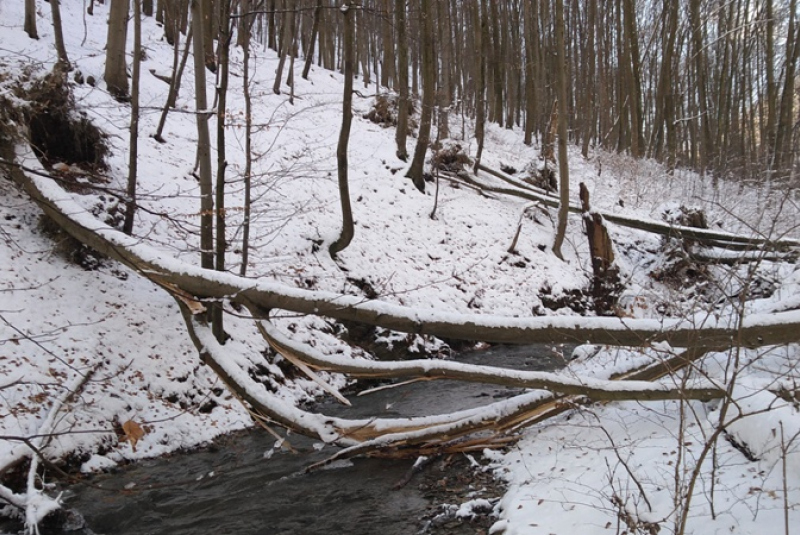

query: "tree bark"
xmin=105 ymin=0 xmax=130 ymax=99
xmin=773 ymin=0 xmax=799 ymax=179
xmin=191 ymin=0 xmax=214 ymax=270
xmin=240 ymin=0 xmax=253 ymax=276
xmin=301 ymin=0 xmax=323 ymax=80
xmin=405 ymin=0 xmax=435 ymax=192
xmin=394 ymin=0 xmax=409 ymax=160
xmin=622 ymin=0 xmax=643 ymax=157
xmin=328 ymin=1 xmax=355 ymax=259
xmin=689 ymin=0 xmax=713 ymax=174
xmin=580 ymin=0 xmax=596 ymax=158
xmin=123 ymin=0 xmax=142 ymax=235
xmin=24 ymin=0 xmax=38 ymax=39
xmin=50 ymin=0 xmax=70 ymax=68
xmin=153 ymin=24 xmax=193 ymax=142
xmin=551 ymin=0 xmax=569 ymax=260
xmin=272 ymin=2 xmax=295 ymax=95
xmin=472 ymin=0 xmax=487 ymax=174
xmin=212 ymin=0 xmax=232 ymax=342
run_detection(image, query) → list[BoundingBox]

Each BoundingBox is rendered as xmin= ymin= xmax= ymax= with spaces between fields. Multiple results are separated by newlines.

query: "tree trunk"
xmin=551 ymin=0 xmax=569 ymax=261
xmin=329 ymin=1 xmax=355 ymax=259
xmin=472 ymin=0 xmax=487 ymax=174
xmin=273 ymin=3 xmax=295 ymax=95
xmin=773 ymin=0 xmax=799 ymax=179
xmin=579 ymin=183 xmax=620 ymax=314
xmin=301 ymin=0 xmax=322 ymax=80
xmin=405 ymin=0 xmax=435 ymax=193
xmin=191 ymin=0 xmax=214 ymax=270
xmin=240 ymin=0 xmax=253 ymax=276
xmin=649 ymin=0 xmax=678 ymax=169
xmin=764 ymin=0 xmax=777 ymax=166
xmin=622 ymin=0 xmax=643 ymax=157
xmin=523 ymin=0 xmax=537 ymax=146
xmin=201 ymin=0 xmax=216 ymax=71
xmin=123 ymin=0 xmax=142 ymax=236
xmin=24 ymin=0 xmax=38 ymax=39
xmin=437 ymin=0 xmax=451 ymax=140
xmin=689 ymin=0 xmax=713 ymax=174
xmin=394 ymin=0 xmax=409 ymax=161
xmin=581 ymin=0 xmax=596 ymax=158
xmin=381 ymin=0 xmax=395 ymax=88
xmin=49 ymin=0 xmax=70 ymax=68
xmin=105 ymin=0 xmax=130 ymax=99
xmin=212 ymin=0 xmax=232 ymax=342
xmin=153 ymin=22 xmax=193 ymax=142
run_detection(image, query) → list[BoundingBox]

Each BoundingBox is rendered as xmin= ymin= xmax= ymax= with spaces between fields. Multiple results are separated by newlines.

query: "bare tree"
xmin=50 ymin=0 xmax=71 ymax=68
xmin=239 ymin=0 xmax=253 ymax=276
xmin=405 ymin=0 xmax=435 ymax=192
xmin=123 ymin=0 xmax=143 ymax=235
xmin=551 ymin=0 xmax=569 ymax=260
xmin=24 ymin=0 xmax=38 ymax=39
xmin=329 ymin=0 xmax=355 ymax=259
xmin=105 ymin=0 xmax=130 ymax=99
xmin=394 ymin=0 xmax=409 ymax=161
xmin=301 ymin=0 xmax=323 ymax=80
xmin=191 ymin=0 xmax=214 ymax=270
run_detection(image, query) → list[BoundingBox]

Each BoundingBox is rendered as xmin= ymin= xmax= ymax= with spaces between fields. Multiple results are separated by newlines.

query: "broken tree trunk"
xmin=579 ymin=182 xmax=622 ymax=314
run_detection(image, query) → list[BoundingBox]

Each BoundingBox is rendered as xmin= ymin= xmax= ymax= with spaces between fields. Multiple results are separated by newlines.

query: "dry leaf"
xmin=122 ymin=419 xmax=146 ymax=452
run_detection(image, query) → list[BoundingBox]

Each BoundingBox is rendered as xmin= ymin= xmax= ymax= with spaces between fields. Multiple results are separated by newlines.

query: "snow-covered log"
xmin=6 ymin=143 xmax=800 ymax=351
xmin=474 ymin=163 xmax=800 ymax=251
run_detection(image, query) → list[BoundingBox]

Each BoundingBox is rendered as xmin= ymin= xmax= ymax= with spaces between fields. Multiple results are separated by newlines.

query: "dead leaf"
xmin=122 ymin=420 xmax=146 ymax=452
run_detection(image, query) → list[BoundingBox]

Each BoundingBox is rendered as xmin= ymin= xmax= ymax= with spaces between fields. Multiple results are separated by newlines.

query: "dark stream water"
xmin=5 ymin=345 xmax=568 ymax=535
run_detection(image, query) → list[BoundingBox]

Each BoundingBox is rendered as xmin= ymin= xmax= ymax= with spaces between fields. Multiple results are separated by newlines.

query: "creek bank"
xmin=0 ymin=344 xmax=564 ymax=534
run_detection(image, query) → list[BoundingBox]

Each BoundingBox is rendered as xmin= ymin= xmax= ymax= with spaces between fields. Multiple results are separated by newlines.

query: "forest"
xmin=0 ymin=0 xmax=799 ymax=534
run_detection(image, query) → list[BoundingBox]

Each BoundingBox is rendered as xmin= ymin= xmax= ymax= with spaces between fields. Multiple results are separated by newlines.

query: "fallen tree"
xmin=4 ymin=140 xmax=800 ymax=463
xmin=473 ymin=163 xmax=800 ymax=252
xmin=4 ymin=144 xmax=800 ymax=350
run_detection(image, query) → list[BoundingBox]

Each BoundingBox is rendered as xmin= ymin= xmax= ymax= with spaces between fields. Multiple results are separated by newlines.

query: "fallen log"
xmin=474 ymin=163 xmax=800 ymax=252
xmin=5 ymin=143 xmax=800 ymax=351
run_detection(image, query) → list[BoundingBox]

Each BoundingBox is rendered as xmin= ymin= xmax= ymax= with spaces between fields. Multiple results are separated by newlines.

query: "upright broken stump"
xmin=579 ymin=182 xmax=622 ymax=314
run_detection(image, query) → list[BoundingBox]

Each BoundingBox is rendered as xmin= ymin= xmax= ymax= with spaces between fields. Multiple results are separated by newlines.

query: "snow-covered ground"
xmin=0 ymin=2 xmax=798 ymax=533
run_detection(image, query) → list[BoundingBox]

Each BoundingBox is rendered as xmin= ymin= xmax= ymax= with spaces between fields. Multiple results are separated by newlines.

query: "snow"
xmin=0 ymin=2 xmax=799 ymax=534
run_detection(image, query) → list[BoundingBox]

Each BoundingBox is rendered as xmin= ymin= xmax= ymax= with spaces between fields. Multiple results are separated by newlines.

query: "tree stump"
xmin=579 ymin=183 xmax=622 ymax=315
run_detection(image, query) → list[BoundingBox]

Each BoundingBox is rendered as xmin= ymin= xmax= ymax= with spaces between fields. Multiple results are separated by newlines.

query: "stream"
xmin=4 ymin=344 xmax=568 ymax=535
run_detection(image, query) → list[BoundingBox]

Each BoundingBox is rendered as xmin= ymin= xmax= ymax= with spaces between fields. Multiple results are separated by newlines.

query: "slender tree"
xmin=552 ymin=0 xmax=569 ymax=260
xmin=211 ymin=0 xmax=233 ymax=342
xmin=329 ymin=0 xmax=356 ymax=258
xmin=405 ymin=0 xmax=435 ymax=192
xmin=773 ymin=0 xmax=799 ymax=178
xmin=302 ymin=0 xmax=323 ymax=80
xmin=154 ymin=24 xmax=194 ymax=142
xmin=50 ymin=0 xmax=70 ymax=68
xmin=123 ymin=0 xmax=142 ymax=235
xmin=240 ymin=0 xmax=253 ymax=277
xmin=472 ymin=0 xmax=487 ymax=173
xmin=394 ymin=0 xmax=409 ymax=161
xmin=273 ymin=2 xmax=296 ymax=95
xmin=191 ymin=0 xmax=214 ymax=270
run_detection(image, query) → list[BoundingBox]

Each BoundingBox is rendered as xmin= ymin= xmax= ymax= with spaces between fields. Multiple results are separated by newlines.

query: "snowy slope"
xmin=1 ymin=2 xmax=799 ymax=534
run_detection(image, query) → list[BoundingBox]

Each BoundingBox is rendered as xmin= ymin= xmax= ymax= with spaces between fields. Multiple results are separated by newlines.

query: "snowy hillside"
xmin=1 ymin=2 xmax=799 ymax=534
